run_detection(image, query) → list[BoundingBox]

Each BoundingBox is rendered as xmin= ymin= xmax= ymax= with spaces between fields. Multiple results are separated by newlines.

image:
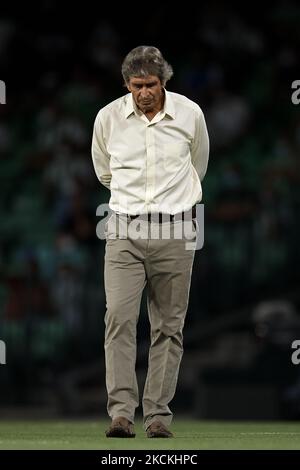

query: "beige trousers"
xmin=103 ymin=213 xmax=197 ymax=430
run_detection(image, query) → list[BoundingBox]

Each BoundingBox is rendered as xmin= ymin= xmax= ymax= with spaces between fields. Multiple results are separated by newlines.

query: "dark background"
xmin=0 ymin=1 xmax=300 ymax=420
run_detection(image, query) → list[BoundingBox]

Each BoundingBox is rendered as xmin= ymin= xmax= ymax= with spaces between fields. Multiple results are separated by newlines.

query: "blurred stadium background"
xmin=0 ymin=0 xmax=300 ymax=429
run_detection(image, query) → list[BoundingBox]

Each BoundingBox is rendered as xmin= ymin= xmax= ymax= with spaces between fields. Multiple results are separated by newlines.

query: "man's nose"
xmin=140 ymin=87 xmax=150 ymax=98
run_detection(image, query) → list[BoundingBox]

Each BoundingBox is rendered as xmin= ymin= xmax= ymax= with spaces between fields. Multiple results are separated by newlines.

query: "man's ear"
xmin=126 ymin=81 xmax=131 ymax=92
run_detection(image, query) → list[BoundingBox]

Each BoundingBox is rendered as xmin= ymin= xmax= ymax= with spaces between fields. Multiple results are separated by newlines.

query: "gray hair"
xmin=121 ymin=46 xmax=173 ymax=85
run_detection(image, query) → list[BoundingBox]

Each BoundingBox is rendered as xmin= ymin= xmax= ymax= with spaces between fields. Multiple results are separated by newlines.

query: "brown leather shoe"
xmin=105 ymin=417 xmax=136 ymax=438
xmin=146 ymin=420 xmax=173 ymax=438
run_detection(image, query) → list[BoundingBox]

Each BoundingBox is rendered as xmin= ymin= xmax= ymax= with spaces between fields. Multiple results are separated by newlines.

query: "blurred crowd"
xmin=0 ymin=2 xmax=299 ymax=410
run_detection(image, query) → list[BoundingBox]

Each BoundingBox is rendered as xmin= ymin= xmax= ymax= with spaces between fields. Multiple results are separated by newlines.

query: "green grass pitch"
xmin=0 ymin=420 xmax=300 ymax=450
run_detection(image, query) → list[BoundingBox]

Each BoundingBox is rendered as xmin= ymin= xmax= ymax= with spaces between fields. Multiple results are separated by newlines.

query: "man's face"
xmin=127 ymin=75 xmax=164 ymax=114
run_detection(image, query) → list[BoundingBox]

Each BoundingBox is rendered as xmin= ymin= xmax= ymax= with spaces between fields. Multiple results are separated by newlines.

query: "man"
xmin=91 ymin=46 xmax=209 ymax=438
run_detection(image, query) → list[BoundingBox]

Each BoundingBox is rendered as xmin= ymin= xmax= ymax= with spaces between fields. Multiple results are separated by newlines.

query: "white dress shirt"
xmin=91 ymin=89 xmax=209 ymax=215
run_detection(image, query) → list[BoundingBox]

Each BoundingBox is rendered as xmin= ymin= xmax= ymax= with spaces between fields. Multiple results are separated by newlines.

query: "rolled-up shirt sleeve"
xmin=91 ymin=113 xmax=112 ymax=190
xmin=191 ymin=109 xmax=209 ymax=182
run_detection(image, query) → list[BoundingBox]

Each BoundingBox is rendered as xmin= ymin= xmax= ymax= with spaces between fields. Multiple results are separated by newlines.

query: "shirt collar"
xmin=124 ymin=93 xmax=136 ymax=118
xmin=124 ymin=89 xmax=176 ymax=120
xmin=163 ymin=89 xmax=176 ymax=119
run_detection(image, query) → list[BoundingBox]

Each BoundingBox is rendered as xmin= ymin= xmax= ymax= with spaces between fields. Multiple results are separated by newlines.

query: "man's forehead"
xmin=129 ymin=75 xmax=160 ymax=85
